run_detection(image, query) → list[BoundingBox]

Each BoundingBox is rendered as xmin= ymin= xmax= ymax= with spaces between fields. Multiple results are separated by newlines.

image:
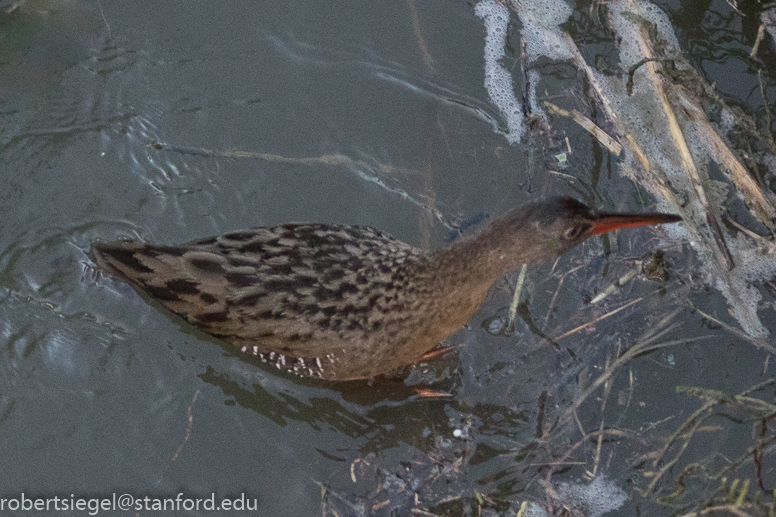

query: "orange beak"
xmin=591 ymin=211 xmax=682 ymax=237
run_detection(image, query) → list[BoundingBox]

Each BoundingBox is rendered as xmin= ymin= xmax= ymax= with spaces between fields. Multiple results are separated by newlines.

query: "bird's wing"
xmin=92 ymin=224 xmax=424 ymax=360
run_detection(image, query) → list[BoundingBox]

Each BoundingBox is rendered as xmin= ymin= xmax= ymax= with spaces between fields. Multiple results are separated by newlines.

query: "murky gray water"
xmin=1 ymin=0 xmax=774 ymax=515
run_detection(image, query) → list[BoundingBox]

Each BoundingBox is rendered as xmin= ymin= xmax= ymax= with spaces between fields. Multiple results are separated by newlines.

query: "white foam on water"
xmin=526 ymin=475 xmax=628 ymax=517
xmin=513 ymin=0 xmax=574 ymax=62
xmin=475 ymin=0 xmax=525 ymax=143
xmin=554 ymin=475 xmax=629 ymax=517
xmin=526 ymin=69 xmax=548 ymax=122
xmin=609 ymin=0 xmax=680 ymax=67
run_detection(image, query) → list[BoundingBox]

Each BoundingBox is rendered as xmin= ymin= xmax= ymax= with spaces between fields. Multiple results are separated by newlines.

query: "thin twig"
xmin=691 ymin=305 xmax=776 ymax=354
xmin=757 ymin=69 xmax=774 ymax=147
xmin=407 ymin=0 xmax=435 ymax=72
xmin=507 ymin=264 xmax=528 ymax=332
xmin=552 ymin=296 xmax=644 ymax=341
xmin=678 ymin=503 xmax=754 ymax=517
xmin=411 ymin=509 xmax=442 ymax=516
xmin=96 ymin=0 xmax=112 ymax=38
xmin=157 ymin=389 xmax=200 ymax=485
xmin=544 ymin=102 xmax=623 ymax=155
xmin=592 ymin=354 xmax=614 ymax=477
xmin=750 ymin=24 xmax=765 ymax=58
xmin=542 ymin=265 xmax=584 ymax=331
xmin=312 ymin=480 xmax=361 ymax=512
xmin=725 ymin=0 xmax=744 ymax=16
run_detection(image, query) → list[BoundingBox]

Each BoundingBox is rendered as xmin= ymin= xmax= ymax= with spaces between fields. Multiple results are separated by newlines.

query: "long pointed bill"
xmin=591 ymin=212 xmax=682 ymax=236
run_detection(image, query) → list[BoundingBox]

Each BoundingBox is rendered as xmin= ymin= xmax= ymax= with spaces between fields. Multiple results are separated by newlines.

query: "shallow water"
xmin=1 ymin=0 xmax=774 ymax=515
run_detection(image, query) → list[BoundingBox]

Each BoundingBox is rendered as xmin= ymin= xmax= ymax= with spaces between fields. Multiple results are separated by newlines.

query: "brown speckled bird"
xmin=92 ymin=197 xmax=681 ymax=381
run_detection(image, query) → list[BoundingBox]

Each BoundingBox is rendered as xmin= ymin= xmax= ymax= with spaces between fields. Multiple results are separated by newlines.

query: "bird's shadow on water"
xmin=196 ymin=336 xmax=463 ymax=446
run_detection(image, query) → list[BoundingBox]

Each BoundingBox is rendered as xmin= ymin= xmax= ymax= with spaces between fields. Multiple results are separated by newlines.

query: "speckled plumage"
xmin=92 ymin=197 xmax=681 ymax=381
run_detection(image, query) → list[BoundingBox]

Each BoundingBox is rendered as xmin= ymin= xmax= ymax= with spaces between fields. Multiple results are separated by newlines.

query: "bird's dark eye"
xmin=562 ymin=225 xmax=583 ymax=241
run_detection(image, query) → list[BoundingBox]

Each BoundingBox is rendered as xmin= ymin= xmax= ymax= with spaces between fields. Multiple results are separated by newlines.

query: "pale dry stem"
xmin=544 ymin=102 xmax=623 ymax=155
xmin=691 ymin=305 xmax=776 ymax=354
xmin=313 ymin=479 xmax=360 ymax=516
xmin=678 ymin=503 xmax=754 ymax=517
xmin=157 ymin=389 xmax=200 ymax=485
xmin=407 ymin=0 xmax=435 ymax=73
xmin=552 ymin=295 xmax=645 ymax=341
xmin=507 ymin=264 xmax=528 ymax=333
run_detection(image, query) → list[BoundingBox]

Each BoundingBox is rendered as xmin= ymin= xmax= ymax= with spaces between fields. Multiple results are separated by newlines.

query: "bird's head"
xmin=486 ymin=197 xmax=682 ymax=265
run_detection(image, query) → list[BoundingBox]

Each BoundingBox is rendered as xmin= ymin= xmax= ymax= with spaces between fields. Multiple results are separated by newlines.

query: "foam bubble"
xmin=528 ymin=476 xmax=628 ymax=517
xmin=553 ymin=476 xmax=628 ymax=517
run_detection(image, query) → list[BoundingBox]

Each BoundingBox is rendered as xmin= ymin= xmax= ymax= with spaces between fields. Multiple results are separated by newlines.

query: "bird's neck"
xmin=428 ymin=222 xmax=550 ymax=285
xmin=376 ymin=223 xmax=552 ymax=365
